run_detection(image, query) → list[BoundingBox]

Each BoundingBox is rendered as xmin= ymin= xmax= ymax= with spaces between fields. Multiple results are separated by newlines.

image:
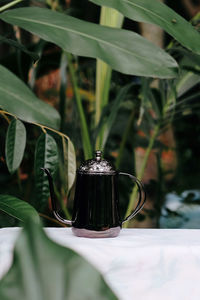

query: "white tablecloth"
xmin=0 ymin=228 xmax=200 ymax=300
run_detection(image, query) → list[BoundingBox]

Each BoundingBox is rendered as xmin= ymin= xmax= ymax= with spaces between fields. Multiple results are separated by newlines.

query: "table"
xmin=1 ymin=228 xmax=200 ymax=300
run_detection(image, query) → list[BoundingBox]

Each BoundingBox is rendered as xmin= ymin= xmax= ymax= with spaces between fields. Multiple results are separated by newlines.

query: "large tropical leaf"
xmin=0 ymin=7 xmax=178 ymax=78
xmin=0 ymin=195 xmax=39 ymax=223
xmin=0 ymin=65 xmax=60 ymax=129
xmin=0 ymin=219 xmax=118 ymax=300
xmin=34 ymin=133 xmax=59 ymax=211
xmin=5 ymin=119 xmax=26 ymax=174
xmin=90 ymin=0 xmax=200 ymax=55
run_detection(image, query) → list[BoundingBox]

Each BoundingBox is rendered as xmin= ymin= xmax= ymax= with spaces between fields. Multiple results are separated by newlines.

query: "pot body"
xmin=71 ymin=173 xmax=121 ymax=237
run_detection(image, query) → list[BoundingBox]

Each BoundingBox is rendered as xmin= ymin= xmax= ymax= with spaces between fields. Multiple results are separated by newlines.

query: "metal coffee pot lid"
xmin=78 ymin=150 xmax=116 ymax=175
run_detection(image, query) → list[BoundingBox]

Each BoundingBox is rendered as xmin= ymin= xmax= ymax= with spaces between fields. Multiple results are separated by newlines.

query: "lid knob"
xmin=95 ymin=150 xmax=102 ymax=161
xmin=78 ymin=150 xmax=116 ymax=174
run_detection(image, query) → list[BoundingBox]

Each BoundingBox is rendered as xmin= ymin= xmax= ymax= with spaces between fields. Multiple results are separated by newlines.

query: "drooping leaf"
xmin=34 ymin=133 xmax=59 ymax=211
xmin=0 ymin=7 xmax=178 ymax=78
xmin=0 ymin=65 xmax=60 ymax=129
xmin=67 ymin=138 xmax=76 ymax=191
xmin=61 ymin=136 xmax=76 ymax=195
xmin=0 ymin=219 xmax=118 ymax=300
xmin=90 ymin=0 xmax=200 ymax=55
xmin=5 ymin=119 xmax=26 ymax=174
xmin=0 ymin=34 xmax=40 ymax=62
xmin=0 ymin=195 xmax=39 ymax=223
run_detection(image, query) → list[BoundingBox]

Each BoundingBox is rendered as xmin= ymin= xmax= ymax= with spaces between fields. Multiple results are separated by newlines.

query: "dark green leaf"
xmin=0 ymin=195 xmax=39 ymax=223
xmin=34 ymin=133 xmax=59 ymax=211
xmin=0 ymin=219 xmax=118 ymax=300
xmin=0 ymin=34 xmax=40 ymax=62
xmin=0 ymin=7 xmax=178 ymax=78
xmin=0 ymin=65 xmax=60 ymax=130
xmin=5 ymin=119 xmax=26 ymax=174
xmin=91 ymin=0 xmax=200 ymax=55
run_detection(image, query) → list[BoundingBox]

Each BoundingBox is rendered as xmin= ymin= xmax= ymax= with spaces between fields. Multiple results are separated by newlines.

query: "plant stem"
xmin=95 ymin=61 xmax=112 ymax=150
xmin=59 ymin=53 xmax=68 ymax=132
xmin=0 ymin=0 xmax=23 ymax=12
xmin=116 ymin=108 xmax=135 ymax=169
xmin=123 ymin=123 xmax=160 ymax=228
xmin=123 ymin=78 xmax=177 ymax=228
xmin=95 ymin=7 xmax=124 ymax=150
xmin=66 ymin=52 xmax=92 ymax=159
xmin=0 ymin=112 xmax=10 ymax=124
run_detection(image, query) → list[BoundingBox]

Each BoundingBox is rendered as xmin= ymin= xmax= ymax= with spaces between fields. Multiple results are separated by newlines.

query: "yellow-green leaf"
xmin=5 ymin=119 xmax=26 ymax=174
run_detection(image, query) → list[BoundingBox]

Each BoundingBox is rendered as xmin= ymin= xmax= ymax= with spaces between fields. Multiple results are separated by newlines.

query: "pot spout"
xmin=41 ymin=168 xmax=72 ymax=226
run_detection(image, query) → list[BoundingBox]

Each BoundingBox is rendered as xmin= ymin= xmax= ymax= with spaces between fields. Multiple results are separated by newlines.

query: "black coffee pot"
xmin=43 ymin=150 xmax=146 ymax=238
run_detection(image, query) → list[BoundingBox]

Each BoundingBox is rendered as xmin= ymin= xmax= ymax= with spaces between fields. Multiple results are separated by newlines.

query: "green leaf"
xmin=96 ymin=83 xmax=134 ymax=150
xmin=0 ymin=34 xmax=40 ymax=62
xmin=0 ymin=65 xmax=60 ymax=130
xmin=0 ymin=219 xmax=118 ymax=300
xmin=5 ymin=119 xmax=26 ymax=174
xmin=67 ymin=138 xmax=76 ymax=191
xmin=61 ymin=136 xmax=76 ymax=194
xmin=0 ymin=7 xmax=178 ymax=78
xmin=176 ymin=71 xmax=200 ymax=98
xmin=34 ymin=133 xmax=59 ymax=211
xmin=90 ymin=0 xmax=200 ymax=55
xmin=0 ymin=195 xmax=40 ymax=223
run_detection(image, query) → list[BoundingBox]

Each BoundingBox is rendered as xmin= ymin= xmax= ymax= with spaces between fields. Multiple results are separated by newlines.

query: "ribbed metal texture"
xmin=72 ymin=174 xmax=121 ymax=231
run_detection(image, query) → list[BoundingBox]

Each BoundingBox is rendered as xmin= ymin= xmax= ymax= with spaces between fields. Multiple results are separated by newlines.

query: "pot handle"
xmin=119 ymin=172 xmax=146 ymax=224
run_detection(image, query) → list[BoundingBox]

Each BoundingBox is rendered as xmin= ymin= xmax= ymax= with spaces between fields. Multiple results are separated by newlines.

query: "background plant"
xmin=0 ymin=0 xmax=199 ymax=227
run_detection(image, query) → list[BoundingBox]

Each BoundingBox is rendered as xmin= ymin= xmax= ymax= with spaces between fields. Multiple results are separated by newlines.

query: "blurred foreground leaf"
xmin=0 ymin=219 xmax=118 ymax=300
